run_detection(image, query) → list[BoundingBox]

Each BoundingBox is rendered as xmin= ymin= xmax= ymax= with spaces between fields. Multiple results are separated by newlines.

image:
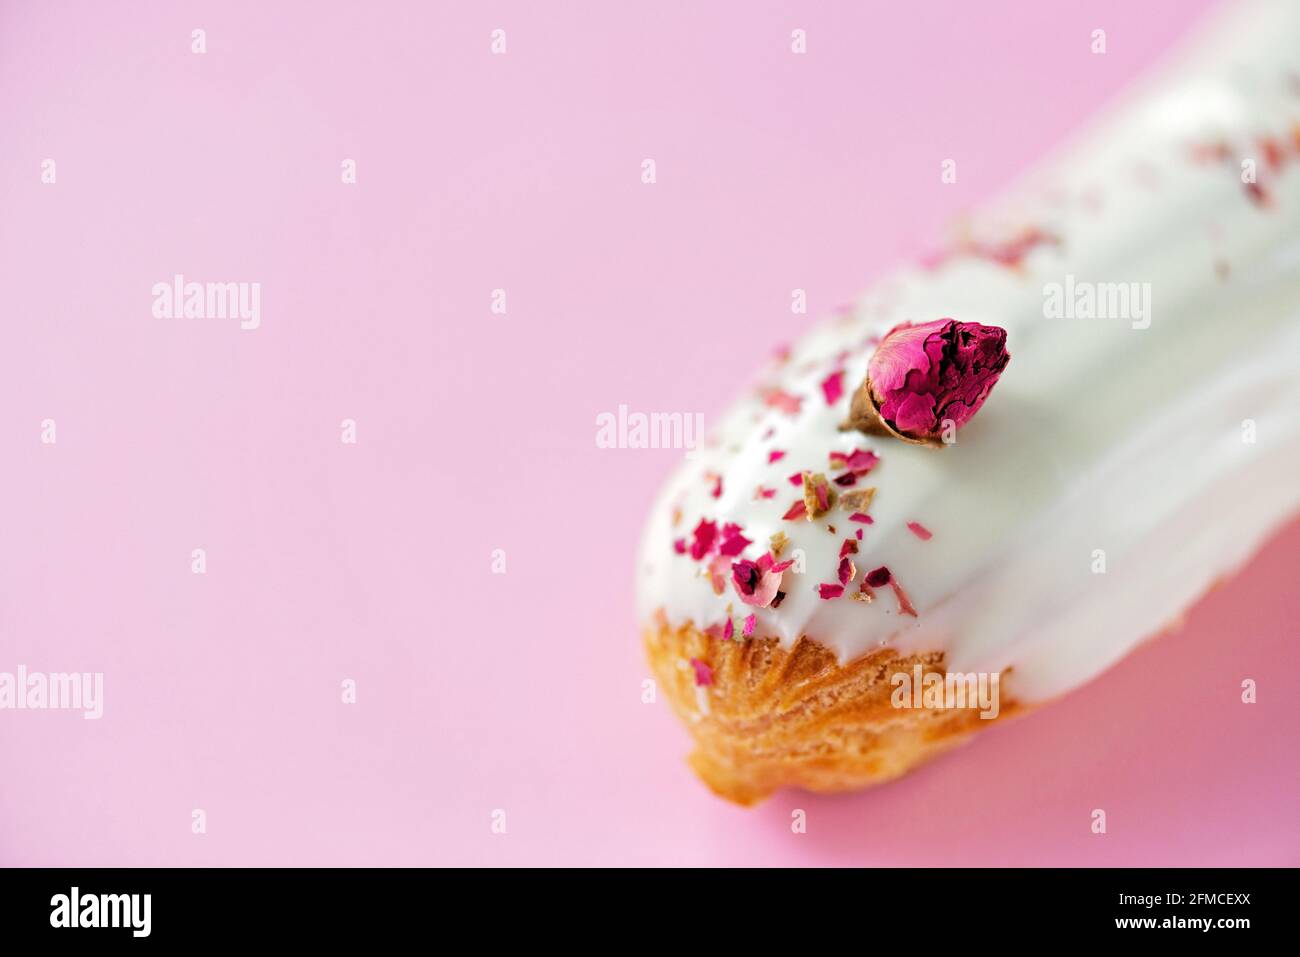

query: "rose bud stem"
xmin=843 ymin=382 xmax=944 ymax=448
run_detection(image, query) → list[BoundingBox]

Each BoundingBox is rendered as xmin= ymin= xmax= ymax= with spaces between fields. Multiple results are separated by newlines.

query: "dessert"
xmin=636 ymin=0 xmax=1300 ymax=805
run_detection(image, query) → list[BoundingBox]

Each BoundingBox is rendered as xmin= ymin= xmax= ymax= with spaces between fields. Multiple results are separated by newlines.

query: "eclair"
xmin=636 ymin=0 xmax=1300 ymax=805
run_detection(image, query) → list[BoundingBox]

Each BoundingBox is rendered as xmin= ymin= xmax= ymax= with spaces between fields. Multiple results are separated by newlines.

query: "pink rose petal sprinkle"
xmin=743 ymin=614 xmax=756 ymax=637
xmin=707 ymin=554 xmax=731 ymax=595
xmin=907 ymin=521 xmax=933 ymax=541
xmin=685 ymin=518 xmax=753 ymax=563
xmin=848 ymin=512 xmax=874 ymax=524
xmin=688 ymin=519 xmax=718 ymax=561
xmin=814 ymin=483 xmax=831 ymax=512
xmin=731 ymin=553 xmax=788 ymax=608
xmin=689 ymin=658 xmax=713 ymax=686
xmin=837 ymin=556 xmax=856 ymax=586
xmin=717 ymin=523 xmax=752 ymax=557
xmin=891 ymin=579 xmax=919 ymax=618
xmin=861 ymin=566 xmax=919 ymax=616
xmin=845 ymin=449 xmax=880 ymax=472
xmin=821 ymin=369 xmax=845 ymax=405
xmin=864 ymin=566 xmax=893 ymax=588
xmin=787 ymin=472 xmax=804 ymax=486
xmin=817 ymin=583 xmax=845 ymax=600
xmin=782 ymin=500 xmax=807 ymax=521
xmin=768 ymin=450 xmax=786 ymax=464
xmin=830 ymin=449 xmax=880 ymax=474
xmin=760 ymin=387 xmax=803 ymax=416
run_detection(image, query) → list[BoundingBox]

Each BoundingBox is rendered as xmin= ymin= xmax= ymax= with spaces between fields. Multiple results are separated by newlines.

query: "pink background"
xmin=2 ymin=0 xmax=1296 ymax=866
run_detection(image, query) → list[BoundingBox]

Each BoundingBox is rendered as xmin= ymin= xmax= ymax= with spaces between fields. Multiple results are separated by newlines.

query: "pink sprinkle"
xmin=689 ymin=658 xmax=713 ymax=686
xmin=787 ymin=472 xmax=804 ymax=487
xmin=845 ymin=449 xmax=880 ymax=473
xmin=707 ymin=554 xmax=731 ymax=595
xmin=673 ymin=538 xmax=687 ymax=554
xmin=829 ymin=449 xmax=879 ymax=478
xmin=847 ymin=452 xmax=878 ymax=475
xmin=782 ymin=500 xmax=807 ymax=521
xmin=907 ymin=521 xmax=933 ymax=541
xmin=743 ymin=614 xmax=756 ymax=637
xmin=709 ymin=474 xmax=723 ymax=499
xmin=731 ymin=553 xmax=788 ymax=608
xmin=814 ymin=484 xmax=831 ymax=511
xmin=864 ymin=566 xmax=892 ymax=588
xmin=817 ymin=584 xmax=845 ymax=600
xmin=768 ymin=450 xmax=786 ymax=464
xmin=688 ymin=519 xmax=718 ymax=561
xmin=723 ymin=617 xmax=734 ymax=640
xmin=833 ymin=472 xmax=858 ymax=487
xmin=856 ymin=529 xmax=864 ymax=540
xmin=837 ymin=557 xmax=856 ymax=586
xmin=890 ymin=579 xmax=919 ymax=618
xmin=848 ymin=512 xmax=874 ymax=524
xmin=761 ymin=387 xmax=803 ymax=416
xmin=717 ymin=523 xmax=752 ymax=557
xmin=755 ymin=486 xmax=777 ymax=500
xmin=1245 ymin=180 xmax=1271 ymax=207
xmin=821 ymin=369 xmax=845 ymax=405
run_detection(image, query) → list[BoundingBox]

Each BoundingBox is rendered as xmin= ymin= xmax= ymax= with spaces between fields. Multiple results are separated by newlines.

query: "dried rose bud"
xmin=846 ymin=318 xmax=1009 ymax=447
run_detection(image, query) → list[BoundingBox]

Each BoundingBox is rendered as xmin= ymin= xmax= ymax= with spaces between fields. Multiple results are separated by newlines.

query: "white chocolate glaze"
xmin=636 ymin=0 xmax=1300 ymax=703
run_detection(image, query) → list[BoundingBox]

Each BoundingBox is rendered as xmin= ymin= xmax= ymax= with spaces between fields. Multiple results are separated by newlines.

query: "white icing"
xmin=636 ymin=0 xmax=1300 ymax=703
